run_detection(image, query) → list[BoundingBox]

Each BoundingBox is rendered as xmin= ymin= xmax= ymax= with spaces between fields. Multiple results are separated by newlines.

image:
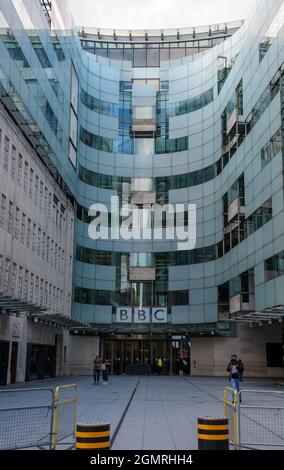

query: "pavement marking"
xmin=110 ymin=379 xmax=140 ymax=448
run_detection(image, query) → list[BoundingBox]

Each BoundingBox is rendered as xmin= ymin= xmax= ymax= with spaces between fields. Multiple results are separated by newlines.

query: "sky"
xmin=68 ymin=0 xmax=256 ymax=30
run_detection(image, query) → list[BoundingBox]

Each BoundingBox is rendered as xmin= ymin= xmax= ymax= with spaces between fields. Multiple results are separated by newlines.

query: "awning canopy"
xmin=0 ymin=293 xmax=46 ymax=313
xmin=230 ymin=305 xmax=284 ymax=325
xmin=29 ymin=312 xmax=89 ymax=329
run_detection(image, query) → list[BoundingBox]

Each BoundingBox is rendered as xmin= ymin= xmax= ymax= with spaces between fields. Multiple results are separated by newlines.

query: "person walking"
xmin=157 ymin=357 xmax=163 ymax=375
xmin=93 ymin=353 xmax=102 ymax=385
xmin=237 ymin=358 xmax=245 ymax=381
xmin=227 ymin=354 xmax=243 ymax=402
xmin=101 ymin=358 xmax=110 ymax=385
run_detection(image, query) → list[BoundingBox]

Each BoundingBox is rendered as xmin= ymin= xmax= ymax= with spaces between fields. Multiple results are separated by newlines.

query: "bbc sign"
xmin=116 ymin=307 xmax=167 ymax=323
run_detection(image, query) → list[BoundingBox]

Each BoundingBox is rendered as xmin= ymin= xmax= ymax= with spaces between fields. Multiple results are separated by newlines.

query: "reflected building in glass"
xmin=0 ymin=0 xmax=284 ymax=381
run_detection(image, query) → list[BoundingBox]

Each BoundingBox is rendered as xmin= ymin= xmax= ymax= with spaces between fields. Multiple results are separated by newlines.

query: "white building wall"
xmin=0 ymin=103 xmax=74 ymax=384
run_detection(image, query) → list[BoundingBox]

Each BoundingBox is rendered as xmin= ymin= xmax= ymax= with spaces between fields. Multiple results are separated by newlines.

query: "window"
xmin=42 ymin=233 xmax=46 ymax=260
xmin=0 ymin=194 xmax=6 ymax=226
xmin=24 ymin=270 xmax=29 ymax=300
xmin=261 ymin=129 xmax=282 ymax=168
xmin=11 ymin=263 xmax=17 ymax=295
xmin=133 ymin=47 xmax=146 ymax=67
xmin=265 ymin=250 xmax=284 ymax=281
xmin=172 ymin=88 xmax=214 ymax=116
xmin=29 ymin=168 xmax=34 ymax=198
xmin=8 ymin=202 xmax=14 ymax=234
xmin=130 ymin=253 xmax=153 ymax=267
xmin=50 ymin=240 xmax=54 ymax=267
xmin=266 ymin=343 xmax=284 ymax=367
xmin=35 ymin=276 xmax=39 ymax=304
xmin=54 ymin=244 xmax=57 ymax=270
xmin=46 ymin=237 xmax=50 ymax=263
xmin=0 ymin=255 xmax=3 ymax=291
xmin=40 ymin=279 xmax=44 ymax=305
xmin=3 ymin=136 xmax=9 ymax=171
xmin=135 ymin=138 xmax=154 ymax=155
xmin=15 ymin=208 xmax=20 ymax=239
xmin=11 ymin=145 xmax=16 ymax=178
xmin=30 ymin=273 xmax=34 ymax=302
xmin=39 ymin=181 xmax=43 ymax=209
xmin=37 ymin=228 xmax=41 ymax=256
xmin=27 ymin=218 xmax=31 ymax=247
xmin=44 ymin=187 xmax=48 ymax=214
xmin=24 ymin=161 xmax=28 ymax=191
xmin=169 ymin=290 xmax=189 ymax=306
xmin=133 ymin=106 xmax=154 ymax=120
xmin=21 ymin=213 xmax=26 ymax=244
xmin=48 ymin=193 xmax=52 ymax=218
xmin=259 ymin=2 xmax=284 ymax=62
xmin=35 ymin=175 xmax=39 ymax=204
xmin=32 ymin=223 xmax=37 ymax=252
xmin=17 ymin=267 xmax=23 ymax=298
xmin=4 ymin=259 xmax=10 ymax=293
xmin=18 ymin=154 xmax=23 ymax=185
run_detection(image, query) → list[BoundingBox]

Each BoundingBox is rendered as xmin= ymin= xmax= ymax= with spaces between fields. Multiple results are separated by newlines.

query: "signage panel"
xmin=116 ymin=307 xmax=168 ymax=323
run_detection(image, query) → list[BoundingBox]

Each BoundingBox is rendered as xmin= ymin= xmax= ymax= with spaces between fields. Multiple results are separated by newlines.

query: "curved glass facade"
xmin=1 ymin=0 xmax=284 ymax=342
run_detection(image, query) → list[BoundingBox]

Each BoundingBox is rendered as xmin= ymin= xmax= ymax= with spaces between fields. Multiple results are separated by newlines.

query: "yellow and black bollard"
xmin=76 ymin=423 xmax=110 ymax=450
xmin=197 ymin=417 xmax=229 ymax=450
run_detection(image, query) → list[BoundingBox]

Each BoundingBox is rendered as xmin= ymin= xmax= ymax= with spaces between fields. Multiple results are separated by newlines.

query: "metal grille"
xmin=54 ymin=384 xmax=77 ymax=448
xmin=224 ymin=387 xmax=284 ymax=450
xmin=0 ymin=406 xmax=53 ymax=450
xmin=238 ymin=390 xmax=284 ymax=449
xmin=0 ymin=388 xmax=54 ymax=450
xmin=224 ymin=387 xmax=237 ymax=448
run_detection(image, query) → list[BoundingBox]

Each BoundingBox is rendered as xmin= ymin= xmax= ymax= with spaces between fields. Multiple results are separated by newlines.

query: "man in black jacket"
xmin=227 ymin=355 xmax=243 ymax=403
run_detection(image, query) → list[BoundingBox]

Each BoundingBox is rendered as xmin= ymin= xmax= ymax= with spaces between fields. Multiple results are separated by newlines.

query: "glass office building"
xmin=0 ymin=0 xmax=284 ymax=379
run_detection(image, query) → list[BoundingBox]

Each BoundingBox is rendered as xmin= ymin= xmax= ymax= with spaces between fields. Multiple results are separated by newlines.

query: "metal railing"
xmin=224 ymin=386 xmax=238 ymax=449
xmin=224 ymin=387 xmax=284 ymax=450
xmin=0 ymin=388 xmax=54 ymax=450
xmin=0 ymin=384 xmax=77 ymax=450
xmin=53 ymin=384 xmax=77 ymax=449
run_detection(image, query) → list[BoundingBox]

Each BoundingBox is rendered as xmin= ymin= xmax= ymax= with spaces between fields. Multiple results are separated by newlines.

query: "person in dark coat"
xmin=227 ymin=354 xmax=243 ymax=402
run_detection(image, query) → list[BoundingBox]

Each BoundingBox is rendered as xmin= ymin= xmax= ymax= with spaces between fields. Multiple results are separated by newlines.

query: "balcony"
xmin=129 ymin=268 xmax=156 ymax=281
xmin=229 ymin=293 xmax=255 ymax=315
xmin=227 ymin=196 xmax=245 ymax=223
xmin=131 ymin=191 xmax=156 ymax=204
xmin=132 ymin=118 xmax=156 ymax=133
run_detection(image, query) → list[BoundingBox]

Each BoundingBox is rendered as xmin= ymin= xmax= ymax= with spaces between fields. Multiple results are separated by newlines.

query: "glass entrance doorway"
xmin=102 ymin=335 xmax=191 ymax=375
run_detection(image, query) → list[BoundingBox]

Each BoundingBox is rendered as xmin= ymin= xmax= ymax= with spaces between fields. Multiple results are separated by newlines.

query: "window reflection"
xmin=134 ymin=48 xmax=146 ymax=67
xmin=135 ymin=138 xmax=154 ymax=155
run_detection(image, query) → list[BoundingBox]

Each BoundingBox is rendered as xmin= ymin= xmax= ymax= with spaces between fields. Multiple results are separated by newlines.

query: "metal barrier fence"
xmin=0 ymin=384 xmax=77 ymax=450
xmin=0 ymin=388 xmax=54 ymax=450
xmin=224 ymin=387 xmax=284 ymax=450
xmin=53 ymin=384 xmax=77 ymax=449
xmin=224 ymin=387 xmax=237 ymax=449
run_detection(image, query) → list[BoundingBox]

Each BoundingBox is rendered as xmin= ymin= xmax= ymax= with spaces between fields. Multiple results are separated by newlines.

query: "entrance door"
xmin=171 ymin=336 xmax=191 ymax=375
xmin=102 ymin=336 xmax=190 ymax=375
xmin=0 ymin=341 xmax=9 ymax=385
xmin=122 ymin=340 xmax=132 ymax=374
xmin=113 ymin=341 xmax=123 ymax=374
xmin=132 ymin=340 xmax=151 ymax=365
xmin=10 ymin=342 xmax=18 ymax=384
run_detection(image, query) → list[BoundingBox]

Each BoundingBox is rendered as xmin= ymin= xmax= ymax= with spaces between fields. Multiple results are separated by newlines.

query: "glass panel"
xmin=133 ymin=106 xmax=154 ymax=120
xmin=170 ymin=46 xmax=186 ymax=60
xmin=130 ymin=253 xmax=153 ymax=267
xmin=147 ymin=47 xmax=160 ymax=67
xmin=133 ymin=48 xmax=146 ymax=67
xmin=135 ymin=138 xmax=154 ymax=155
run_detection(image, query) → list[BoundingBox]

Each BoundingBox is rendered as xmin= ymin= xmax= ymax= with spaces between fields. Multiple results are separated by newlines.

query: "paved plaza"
xmin=1 ymin=375 xmax=284 ymax=450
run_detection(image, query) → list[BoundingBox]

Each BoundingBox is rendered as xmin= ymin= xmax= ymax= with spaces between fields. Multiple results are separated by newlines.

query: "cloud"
xmin=68 ymin=0 xmax=256 ymax=29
